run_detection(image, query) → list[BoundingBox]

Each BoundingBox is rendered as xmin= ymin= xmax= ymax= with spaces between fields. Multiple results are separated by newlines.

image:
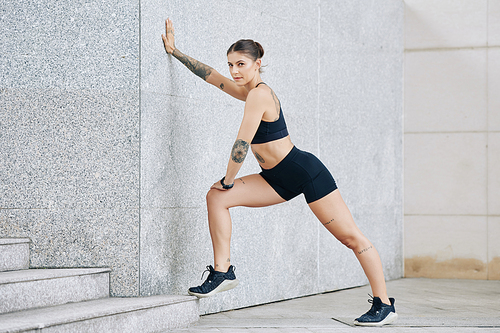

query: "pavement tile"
xmin=166 ymin=278 xmax=500 ymax=332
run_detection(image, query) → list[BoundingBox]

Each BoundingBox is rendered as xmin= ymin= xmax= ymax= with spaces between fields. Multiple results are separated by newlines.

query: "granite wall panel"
xmin=140 ymin=0 xmax=403 ymax=313
xmin=0 ymin=0 xmax=139 ymax=296
xmin=317 ymin=0 xmax=404 ymax=290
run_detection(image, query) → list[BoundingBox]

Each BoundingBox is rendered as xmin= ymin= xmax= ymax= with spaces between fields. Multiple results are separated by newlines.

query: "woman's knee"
xmin=206 ymin=188 xmax=217 ymax=204
xmin=206 ymin=188 xmax=226 ymax=209
xmin=336 ymin=232 xmax=367 ymax=250
xmin=337 ymin=235 xmax=357 ymax=249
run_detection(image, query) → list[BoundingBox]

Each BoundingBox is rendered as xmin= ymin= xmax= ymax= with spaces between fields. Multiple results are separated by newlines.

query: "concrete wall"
xmin=404 ymin=0 xmax=500 ymax=280
xmin=1 ymin=0 xmax=404 ymax=312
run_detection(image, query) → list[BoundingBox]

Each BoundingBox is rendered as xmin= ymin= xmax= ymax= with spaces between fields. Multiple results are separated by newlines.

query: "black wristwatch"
xmin=220 ymin=177 xmax=234 ymax=189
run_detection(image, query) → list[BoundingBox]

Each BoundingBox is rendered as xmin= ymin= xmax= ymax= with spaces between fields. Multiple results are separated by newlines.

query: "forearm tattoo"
xmin=231 ymin=139 xmax=249 ymax=163
xmin=172 ymin=49 xmax=213 ymax=81
xmin=358 ymin=245 xmax=373 ymax=255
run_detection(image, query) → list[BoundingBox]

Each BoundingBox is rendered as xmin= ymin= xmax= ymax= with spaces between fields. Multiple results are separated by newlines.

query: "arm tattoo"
xmin=254 ymin=151 xmax=265 ymax=163
xmin=172 ymin=49 xmax=213 ymax=81
xmin=220 ymin=83 xmax=224 ymax=90
xmin=231 ymin=139 xmax=249 ymax=163
xmin=357 ymin=245 xmax=373 ymax=255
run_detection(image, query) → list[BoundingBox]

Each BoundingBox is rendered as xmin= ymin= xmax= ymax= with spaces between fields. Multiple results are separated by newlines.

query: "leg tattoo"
xmin=357 ymin=245 xmax=373 ymax=255
xmin=322 ymin=218 xmax=335 ymax=226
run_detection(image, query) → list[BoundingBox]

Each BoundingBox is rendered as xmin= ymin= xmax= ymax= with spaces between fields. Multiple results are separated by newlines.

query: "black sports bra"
xmin=251 ymin=83 xmax=289 ymax=144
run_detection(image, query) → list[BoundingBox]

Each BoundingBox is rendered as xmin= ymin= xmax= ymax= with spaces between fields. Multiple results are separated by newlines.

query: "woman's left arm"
xmin=211 ymin=90 xmax=266 ymax=190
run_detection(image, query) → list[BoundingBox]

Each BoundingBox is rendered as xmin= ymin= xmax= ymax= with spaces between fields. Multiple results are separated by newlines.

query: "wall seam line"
xmin=406 ymin=45 xmax=499 ymax=52
xmin=316 ymin=0 xmax=321 ymax=290
xmin=138 ymin=0 xmax=142 ymax=296
xmin=486 ymin=0 xmax=490 ymax=280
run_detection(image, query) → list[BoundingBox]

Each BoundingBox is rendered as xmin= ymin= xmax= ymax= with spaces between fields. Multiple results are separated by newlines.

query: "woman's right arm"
xmin=162 ymin=18 xmax=247 ymax=101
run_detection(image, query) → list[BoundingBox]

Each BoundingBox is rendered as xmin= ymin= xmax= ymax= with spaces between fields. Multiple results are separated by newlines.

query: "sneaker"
xmin=188 ymin=265 xmax=239 ymax=298
xmin=354 ymin=295 xmax=398 ymax=326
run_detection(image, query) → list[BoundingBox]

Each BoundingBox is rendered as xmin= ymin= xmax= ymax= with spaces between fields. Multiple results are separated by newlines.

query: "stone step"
xmin=0 ymin=294 xmax=199 ymax=333
xmin=0 ymin=238 xmax=30 ymax=272
xmin=0 ymin=267 xmax=110 ymax=314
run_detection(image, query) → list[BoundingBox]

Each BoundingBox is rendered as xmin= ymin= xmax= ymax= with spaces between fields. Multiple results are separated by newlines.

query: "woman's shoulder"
xmin=247 ymin=83 xmax=273 ymax=101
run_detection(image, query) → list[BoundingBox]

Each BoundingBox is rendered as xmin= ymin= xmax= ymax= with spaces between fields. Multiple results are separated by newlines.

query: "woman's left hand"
xmin=211 ymin=179 xmax=234 ymax=191
xmin=210 ymin=180 xmax=226 ymax=190
xmin=162 ymin=18 xmax=176 ymax=54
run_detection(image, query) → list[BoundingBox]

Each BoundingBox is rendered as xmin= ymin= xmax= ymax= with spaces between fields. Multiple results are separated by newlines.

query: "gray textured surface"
xmin=0 ymin=0 xmax=139 ymax=297
xmin=0 ymin=209 xmax=140 ymax=297
xmin=0 ymin=238 xmax=30 ymax=272
xmin=0 ymin=268 xmax=110 ymax=314
xmin=317 ymin=0 xmax=404 ymax=291
xmin=140 ymin=0 xmax=403 ymax=314
xmin=0 ymin=295 xmax=198 ymax=333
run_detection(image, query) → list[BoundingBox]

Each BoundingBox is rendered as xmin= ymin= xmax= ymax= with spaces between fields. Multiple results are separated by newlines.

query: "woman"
xmin=161 ymin=18 xmax=397 ymax=326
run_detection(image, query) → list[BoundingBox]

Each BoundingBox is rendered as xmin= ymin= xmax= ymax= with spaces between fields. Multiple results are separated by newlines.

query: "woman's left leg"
xmin=188 ymin=173 xmax=286 ymax=298
xmin=206 ymin=173 xmax=286 ymax=273
xmin=308 ymin=189 xmax=390 ymax=305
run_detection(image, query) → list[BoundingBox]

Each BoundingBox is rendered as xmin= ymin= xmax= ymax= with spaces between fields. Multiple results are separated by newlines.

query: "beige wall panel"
xmin=488 ymin=217 xmax=500 ymax=280
xmin=489 ymin=49 xmax=500 ymax=131
xmin=405 ymin=49 xmax=487 ymax=133
xmin=404 ymin=215 xmax=488 ymax=279
xmin=404 ymin=0 xmax=487 ymax=49
xmin=489 ymin=133 xmax=500 ymax=215
xmin=405 ymin=215 xmax=487 ymax=260
xmin=404 ymin=133 xmax=487 ymax=215
xmin=489 ymin=0 xmax=500 ymax=46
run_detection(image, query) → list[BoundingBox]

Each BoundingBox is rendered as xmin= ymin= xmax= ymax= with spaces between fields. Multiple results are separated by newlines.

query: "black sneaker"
xmin=188 ymin=265 xmax=239 ymax=298
xmin=354 ymin=295 xmax=398 ymax=326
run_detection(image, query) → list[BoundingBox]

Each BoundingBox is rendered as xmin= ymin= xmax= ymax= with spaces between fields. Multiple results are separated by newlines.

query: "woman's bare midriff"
xmin=251 ymin=136 xmax=294 ymax=170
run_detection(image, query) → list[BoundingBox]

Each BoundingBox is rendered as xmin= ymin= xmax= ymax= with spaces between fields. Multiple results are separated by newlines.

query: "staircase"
xmin=0 ymin=238 xmax=199 ymax=332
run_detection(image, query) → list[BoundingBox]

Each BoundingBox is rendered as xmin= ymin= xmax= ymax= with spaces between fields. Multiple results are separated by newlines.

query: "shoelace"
xmin=200 ymin=265 xmax=214 ymax=281
xmin=365 ymin=294 xmax=379 ymax=315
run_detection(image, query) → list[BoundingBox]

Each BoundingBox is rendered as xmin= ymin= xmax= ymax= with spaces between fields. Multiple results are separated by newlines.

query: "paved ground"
xmin=166 ymin=278 xmax=500 ymax=332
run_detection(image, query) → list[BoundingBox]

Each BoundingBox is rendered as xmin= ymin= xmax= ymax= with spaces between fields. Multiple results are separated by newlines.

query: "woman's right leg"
xmin=307 ymin=190 xmax=390 ymax=305
xmin=206 ymin=173 xmax=286 ymax=272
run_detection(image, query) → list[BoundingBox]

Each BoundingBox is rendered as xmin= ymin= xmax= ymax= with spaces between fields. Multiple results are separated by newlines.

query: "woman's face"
xmin=227 ymin=52 xmax=261 ymax=86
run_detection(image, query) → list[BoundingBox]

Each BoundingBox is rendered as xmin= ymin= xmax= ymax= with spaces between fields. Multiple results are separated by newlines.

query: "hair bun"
xmin=254 ymin=41 xmax=264 ymax=58
xmin=227 ymin=39 xmax=265 ymax=61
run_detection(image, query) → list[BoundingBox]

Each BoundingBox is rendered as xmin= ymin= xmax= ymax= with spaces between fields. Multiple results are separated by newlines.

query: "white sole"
xmin=188 ymin=279 xmax=239 ymax=298
xmin=354 ymin=312 xmax=398 ymax=326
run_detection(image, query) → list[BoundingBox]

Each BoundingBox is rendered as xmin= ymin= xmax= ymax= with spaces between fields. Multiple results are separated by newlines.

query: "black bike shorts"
xmin=259 ymin=146 xmax=338 ymax=204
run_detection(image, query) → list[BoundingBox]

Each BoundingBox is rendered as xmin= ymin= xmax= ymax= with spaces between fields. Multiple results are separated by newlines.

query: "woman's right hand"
xmin=162 ymin=18 xmax=176 ymax=54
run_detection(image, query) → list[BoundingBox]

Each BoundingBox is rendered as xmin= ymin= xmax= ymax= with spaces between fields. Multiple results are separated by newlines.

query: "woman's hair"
xmin=227 ymin=39 xmax=264 ymax=61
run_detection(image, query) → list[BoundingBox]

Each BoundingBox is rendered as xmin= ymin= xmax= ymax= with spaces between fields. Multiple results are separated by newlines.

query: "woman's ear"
xmin=255 ymin=59 xmax=262 ymax=70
